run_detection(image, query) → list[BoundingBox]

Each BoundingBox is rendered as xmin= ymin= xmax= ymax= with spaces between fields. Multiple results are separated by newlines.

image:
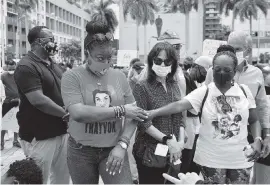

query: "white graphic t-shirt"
xmin=184 ymin=82 xmax=256 ymax=169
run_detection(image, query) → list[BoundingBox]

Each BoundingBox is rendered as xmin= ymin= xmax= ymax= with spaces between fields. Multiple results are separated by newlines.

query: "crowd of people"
xmin=1 ymin=11 xmax=270 ymax=185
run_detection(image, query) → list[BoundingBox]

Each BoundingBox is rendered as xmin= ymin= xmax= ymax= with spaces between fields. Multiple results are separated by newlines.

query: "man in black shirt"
xmin=14 ymin=26 xmax=70 ymax=184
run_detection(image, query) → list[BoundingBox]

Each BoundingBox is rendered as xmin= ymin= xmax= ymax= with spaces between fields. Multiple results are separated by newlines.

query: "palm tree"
xmin=234 ymin=0 xmax=268 ymax=35
xmin=91 ymin=0 xmax=118 ymax=32
xmin=14 ymin=0 xmax=38 ymax=58
xmin=167 ymin=0 xmax=198 ymax=54
xmin=218 ymin=0 xmax=241 ymax=31
xmin=123 ymin=0 xmax=159 ymax=58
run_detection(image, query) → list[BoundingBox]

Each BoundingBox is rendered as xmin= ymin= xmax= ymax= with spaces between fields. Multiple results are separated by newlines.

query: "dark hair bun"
xmin=86 ymin=20 xmax=111 ymax=35
xmin=217 ymin=45 xmax=236 ymax=54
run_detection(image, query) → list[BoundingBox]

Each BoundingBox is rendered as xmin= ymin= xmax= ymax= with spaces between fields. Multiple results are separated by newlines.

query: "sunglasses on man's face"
xmin=172 ymin=44 xmax=181 ymax=50
xmin=153 ymin=58 xmax=173 ymax=66
xmin=38 ymin=37 xmax=55 ymax=43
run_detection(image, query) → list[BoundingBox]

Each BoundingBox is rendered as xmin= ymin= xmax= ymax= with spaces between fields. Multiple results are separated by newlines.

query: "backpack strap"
xmin=199 ymin=87 xmax=209 ymax=123
xmin=239 ymin=85 xmax=247 ymax=98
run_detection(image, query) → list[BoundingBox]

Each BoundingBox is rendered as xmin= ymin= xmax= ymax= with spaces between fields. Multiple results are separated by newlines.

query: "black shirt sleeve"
xmin=14 ymin=65 xmax=42 ymax=94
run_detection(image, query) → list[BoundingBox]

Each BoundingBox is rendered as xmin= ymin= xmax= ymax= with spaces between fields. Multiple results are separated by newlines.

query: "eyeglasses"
xmin=213 ymin=66 xmax=234 ymax=73
xmin=153 ymin=58 xmax=173 ymax=66
xmin=217 ymin=95 xmax=232 ymax=114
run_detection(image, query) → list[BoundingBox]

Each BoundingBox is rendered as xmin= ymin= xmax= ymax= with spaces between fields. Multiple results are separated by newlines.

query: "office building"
xmin=5 ymin=0 xmax=91 ymax=58
xmin=203 ymin=0 xmax=222 ymax=40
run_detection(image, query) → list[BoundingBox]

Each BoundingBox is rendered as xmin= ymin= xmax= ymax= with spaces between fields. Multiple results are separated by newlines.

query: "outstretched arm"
xmin=149 ymin=99 xmax=193 ymax=120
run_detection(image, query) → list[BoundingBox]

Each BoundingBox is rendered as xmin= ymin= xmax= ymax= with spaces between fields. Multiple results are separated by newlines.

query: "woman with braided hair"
xmin=145 ymin=45 xmax=262 ymax=184
xmin=61 ymin=15 xmax=148 ymax=184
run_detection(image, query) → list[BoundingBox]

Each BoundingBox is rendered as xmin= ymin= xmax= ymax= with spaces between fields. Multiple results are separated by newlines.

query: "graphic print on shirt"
xmin=211 ymin=95 xmax=242 ymax=139
xmin=85 ymin=89 xmax=116 ymax=134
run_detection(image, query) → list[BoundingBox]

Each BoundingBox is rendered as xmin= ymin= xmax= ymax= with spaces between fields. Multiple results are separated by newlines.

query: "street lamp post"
xmin=1 ymin=0 xmax=5 ymax=67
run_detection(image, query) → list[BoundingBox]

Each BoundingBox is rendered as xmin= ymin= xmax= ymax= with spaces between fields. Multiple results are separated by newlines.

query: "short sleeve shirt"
xmin=61 ymin=66 xmax=135 ymax=147
xmin=184 ymin=82 xmax=256 ymax=169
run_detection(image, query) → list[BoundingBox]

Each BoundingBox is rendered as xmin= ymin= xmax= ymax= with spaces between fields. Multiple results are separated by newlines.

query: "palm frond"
xmin=123 ymin=0 xmax=158 ymax=25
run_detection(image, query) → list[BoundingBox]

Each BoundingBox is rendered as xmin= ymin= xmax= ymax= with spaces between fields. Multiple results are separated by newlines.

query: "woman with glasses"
xmin=132 ymin=42 xmax=185 ymax=184
xmin=60 ymin=17 xmax=148 ymax=183
xmin=145 ymin=45 xmax=262 ymax=184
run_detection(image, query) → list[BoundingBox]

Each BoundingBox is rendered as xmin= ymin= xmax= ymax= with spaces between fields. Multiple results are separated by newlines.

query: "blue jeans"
xmin=67 ymin=136 xmax=132 ymax=184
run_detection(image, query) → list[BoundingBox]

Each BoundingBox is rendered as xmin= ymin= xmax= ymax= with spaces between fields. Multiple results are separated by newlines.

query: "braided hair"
xmin=213 ymin=45 xmax=238 ymax=71
xmin=7 ymin=159 xmax=43 ymax=184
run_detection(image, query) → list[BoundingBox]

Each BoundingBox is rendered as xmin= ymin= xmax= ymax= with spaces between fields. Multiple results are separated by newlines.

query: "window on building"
xmin=63 ymin=24 xmax=66 ymax=34
xmin=63 ymin=10 xmax=66 ymax=21
xmin=46 ymin=1 xmax=49 ymax=13
xmin=265 ymin=43 xmax=270 ymax=48
xmin=252 ymin=43 xmax=257 ymax=48
xmin=21 ymin=28 xmax=26 ymax=34
xmin=15 ymin=26 xmax=17 ymax=32
xmin=59 ymin=8 xmax=62 ymax=18
xmin=260 ymin=43 xmax=267 ymax=48
xmin=59 ymin=22 xmax=62 ymax=32
xmin=66 ymin=12 xmax=69 ymax=22
xmin=73 ymin=14 xmax=75 ymax=24
xmin=50 ymin=3 xmax=54 ymax=14
xmin=55 ymin=5 xmax=58 ymax=16
xmin=56 ymin=20 xmax=59 ymax=32
xmin=70 ymin=13 xmax=72 ymax=23
xmin=8 ymin=25 xmax=13 ymax=32
xmin=266 ymin=31 xmax=270 ymax=37
xmin=46 ymin=17 xmax=49 ymax=27
xmin=79 ymin=17 xmax=81 ymax=26
xmin=50 ymin=19 xmax=54 ymax=30
xmin=209 ymin=14 xmax=214 ymax=17
xmin=8 ymin=39 xmax=13 ymax=46
xmin=22 ymin=41 xmax=26 ymax=48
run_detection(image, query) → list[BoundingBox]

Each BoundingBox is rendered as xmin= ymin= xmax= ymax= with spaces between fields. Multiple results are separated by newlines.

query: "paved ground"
xmin=0 ymin=135 xmax=104 ymax=184
xmin=1 ymin=137 xmax=25 ymax=177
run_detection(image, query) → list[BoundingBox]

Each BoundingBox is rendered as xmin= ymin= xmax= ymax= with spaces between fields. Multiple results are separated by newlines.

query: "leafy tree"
xmin=59 ymin=39 xmax=81 ymax=62
xmin=14 ymin=0 xmax=38 ymax=58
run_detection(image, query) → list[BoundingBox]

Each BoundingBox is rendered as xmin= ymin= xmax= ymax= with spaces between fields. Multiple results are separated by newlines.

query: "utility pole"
xmin=1 ymin=0 xmax=5 ymax=67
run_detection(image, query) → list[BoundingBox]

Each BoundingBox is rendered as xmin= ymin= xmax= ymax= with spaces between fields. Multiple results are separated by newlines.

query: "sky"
xmin=109 ymin=4 xmax=119 ymax=40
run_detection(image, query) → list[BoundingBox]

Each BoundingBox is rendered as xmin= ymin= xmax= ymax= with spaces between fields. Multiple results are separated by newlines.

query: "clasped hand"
xmin=167 ymin=135 xmax=184 ymax=163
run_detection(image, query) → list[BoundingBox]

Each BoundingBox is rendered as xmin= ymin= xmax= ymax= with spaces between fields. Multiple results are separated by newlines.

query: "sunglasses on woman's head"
xmin=153 ymin=58 xmax=173 ymax=66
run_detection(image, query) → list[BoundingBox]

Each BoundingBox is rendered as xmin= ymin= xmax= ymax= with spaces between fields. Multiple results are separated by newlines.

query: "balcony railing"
xmin=7 ymin=7 xmax=17 ymax=14
xmin=7 ymin=0 xmax=15 ymax=4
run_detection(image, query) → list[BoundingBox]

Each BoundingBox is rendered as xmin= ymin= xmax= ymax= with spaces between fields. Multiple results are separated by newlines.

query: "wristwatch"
xmin=118 ymin=141 xmax=128 ymax=150
xmin=162 ymin=134 xmax=173 ymax=145
xmin=254 ymin=136 xmax=262 ymax=143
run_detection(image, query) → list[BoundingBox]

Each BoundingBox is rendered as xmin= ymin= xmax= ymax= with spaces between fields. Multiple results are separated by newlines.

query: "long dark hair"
xmin=147 ymin=42 xmax=178 ymax=82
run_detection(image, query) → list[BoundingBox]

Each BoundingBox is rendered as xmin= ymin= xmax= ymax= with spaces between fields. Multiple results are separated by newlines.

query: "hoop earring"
xmin=231 ymin=79 xmax=234 ymax=86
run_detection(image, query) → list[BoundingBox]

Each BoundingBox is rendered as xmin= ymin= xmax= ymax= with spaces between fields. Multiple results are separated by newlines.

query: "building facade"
xmin=5 ymin=0 xmax=91 ymax=58
xmin=203 ymin=0 xmax=222 ymax=40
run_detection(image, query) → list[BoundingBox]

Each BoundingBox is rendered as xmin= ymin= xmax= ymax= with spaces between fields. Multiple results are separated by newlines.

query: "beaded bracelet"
xmin=113 ymin=106 xmax=126 ymax=119
xmin=120 ymin=105 xmax=126 ymax=116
